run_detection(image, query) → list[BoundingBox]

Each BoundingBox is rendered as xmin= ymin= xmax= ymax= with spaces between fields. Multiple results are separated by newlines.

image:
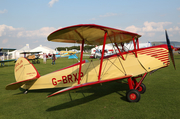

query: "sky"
xmin=0 ymin=0 xmax=180 ymax=50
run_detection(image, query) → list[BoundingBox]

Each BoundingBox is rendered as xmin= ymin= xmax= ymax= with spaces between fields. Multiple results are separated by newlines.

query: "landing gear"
xmin=37 ymin=59 xmax=40 ymax=64
xmin=137 ymin=83 xmax=146 ymax=94
xmin=126 ymin=73 xmax=147 ymax=102
xmin=126 ymin=89 xmax=141 ymax=102
xmin=24 ymin=89 xmax=28 ymax=94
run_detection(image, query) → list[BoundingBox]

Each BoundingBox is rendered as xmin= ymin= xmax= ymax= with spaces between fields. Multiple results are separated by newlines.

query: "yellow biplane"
xmin=6 ymin=24 xmax=175 ymax=102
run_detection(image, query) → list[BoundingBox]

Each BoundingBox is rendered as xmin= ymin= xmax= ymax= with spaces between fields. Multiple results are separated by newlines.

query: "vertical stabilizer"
xmin=6 ymin=57 xmax=40 ymax=90
xmin=14 ymin=57 xmax=40 ymax=82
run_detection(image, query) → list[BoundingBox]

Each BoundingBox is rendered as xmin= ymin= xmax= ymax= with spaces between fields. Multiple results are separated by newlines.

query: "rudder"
xmin=6 ymin=57 xmax=40 ymax=90
xmin=14 ymin=57 xmax=40 ymax=82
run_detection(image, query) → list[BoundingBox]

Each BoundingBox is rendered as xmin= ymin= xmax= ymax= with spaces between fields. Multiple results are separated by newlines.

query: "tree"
xmin=56 ymin=45 xmax=95 ymax=51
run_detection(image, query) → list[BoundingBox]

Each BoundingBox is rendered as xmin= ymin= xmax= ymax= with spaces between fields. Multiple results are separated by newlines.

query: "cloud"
xmin=2 ymin=39 xmax=8 ymax=44
xmin=48 ymin=0 xmax=59 ymax=7
xmin=0 ymin=9 xmax=7 ymax=14
xmin=99 ymin=13 xmax=117 ymax=18
xmin=0 ymin=24 xmax=19 ymax=37
xmin=177 ymin=7 xmax=180 ymax=11
xmin=142 ymin=21 xmax=172 ymax=32
xmin=146 ymin=33 xmax=155 ymax=37
xmin=124 ymin=21 xmax=179 ymax=38
xmin=0 ymin=24 xmax=59 ymax=49
xmin=125 ymin=25 xmax=141 ymax=33
xmin=0 ymin=24 xmax=57 ymax=39
xmin=125 ymin=21 xmax=172 ymax=32
xmin=17 ymin=27 xmax=57 ymax=38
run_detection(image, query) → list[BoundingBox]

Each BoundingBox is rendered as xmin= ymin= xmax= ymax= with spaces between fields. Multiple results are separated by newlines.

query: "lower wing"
xmin=47 ymin=75 xmax=132 ymax=98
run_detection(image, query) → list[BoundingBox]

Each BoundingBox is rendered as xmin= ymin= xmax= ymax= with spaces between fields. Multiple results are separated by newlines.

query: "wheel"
xmin=37 ymin=60 xmax=40 ymax=64
xmin=126 ymin=89 xmax=141 ymax=102
xmin=32 ymin=60 xmax=35 ymax=64
xmin=24 ymin=89 xmax=28 ymax=94
xmin=137 ymin=83 xmax=146 ymax=94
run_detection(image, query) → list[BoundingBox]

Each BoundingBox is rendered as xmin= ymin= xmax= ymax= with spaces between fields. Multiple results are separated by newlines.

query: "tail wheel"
xmin=137 ymin=83 xmax=146 ymax=94
xmin=126 ymin=89 xmax=141 ymax=102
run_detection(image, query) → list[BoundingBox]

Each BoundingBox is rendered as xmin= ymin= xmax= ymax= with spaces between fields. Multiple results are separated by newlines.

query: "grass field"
xmin=0 ymin=55 xmax=180 ymax=119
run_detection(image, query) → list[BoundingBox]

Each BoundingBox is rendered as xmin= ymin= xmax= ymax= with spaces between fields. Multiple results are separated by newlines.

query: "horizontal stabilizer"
xmin=47 ymin=75 xmax=132 ymax=98
xmin=6 ymin=78 xmax=38 ymax=90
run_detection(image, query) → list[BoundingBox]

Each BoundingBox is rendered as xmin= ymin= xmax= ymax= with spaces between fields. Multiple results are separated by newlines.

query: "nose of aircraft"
xmin=165 ymin=29 xmax=176 ymax=70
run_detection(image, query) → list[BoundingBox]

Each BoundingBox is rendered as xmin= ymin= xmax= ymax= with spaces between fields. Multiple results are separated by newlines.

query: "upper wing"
xmin=47 ymin=24 xmax=141 ymax=45
xmin=0 ymin=59 xmax=16 ymax=63
xmin=0 ymin=48 xmax=16 ymax=52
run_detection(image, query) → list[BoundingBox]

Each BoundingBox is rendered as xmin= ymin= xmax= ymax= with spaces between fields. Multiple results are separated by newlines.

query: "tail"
xmin=6 ymin=57 xmax=40 ymax=90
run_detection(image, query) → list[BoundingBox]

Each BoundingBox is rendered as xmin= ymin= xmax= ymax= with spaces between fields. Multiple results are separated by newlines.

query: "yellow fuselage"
xmin=23 ymin=45 xmax=169 ymax=90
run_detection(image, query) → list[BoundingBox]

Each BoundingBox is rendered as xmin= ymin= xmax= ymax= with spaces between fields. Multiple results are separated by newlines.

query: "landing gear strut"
xmin=126 ymin=73 xmax=147 ymax=102
xmin=137 ymin=83 xmax=146 ymax=94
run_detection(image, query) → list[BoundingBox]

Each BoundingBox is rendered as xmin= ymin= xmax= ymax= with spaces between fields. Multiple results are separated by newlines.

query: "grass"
xmin=0 ymin=55 xmax=180 ymax=119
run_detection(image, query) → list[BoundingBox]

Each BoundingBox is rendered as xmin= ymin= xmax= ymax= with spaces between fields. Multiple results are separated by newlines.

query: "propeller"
xmin=165 ymin=29 xmax=176 ymax=70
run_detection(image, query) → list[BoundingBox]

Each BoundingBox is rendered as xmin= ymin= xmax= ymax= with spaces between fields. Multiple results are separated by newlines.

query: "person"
xmin=52 ymin=54 xmax=57 ymax=65
xmin=43 ymin=53 xmax=46 ymax=64
xmin=1 ymin=54 xmax=5 ymax=66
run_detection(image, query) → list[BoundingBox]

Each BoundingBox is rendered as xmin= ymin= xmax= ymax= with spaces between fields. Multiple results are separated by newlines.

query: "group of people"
xmin=43 ymin=53 xmax=57 ymax=65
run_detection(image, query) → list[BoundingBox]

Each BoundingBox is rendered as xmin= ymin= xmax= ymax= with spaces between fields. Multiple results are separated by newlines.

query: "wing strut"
xmin=132 ymin=37 xmax=138 ymax=58
xmin=114 ymin=43 xmax=125 ymax=60
xmin=98 ymin=31 xmax=107 ymax=81
xmin=74 ymin=29 xmax=85 ymax=84
xmin=136 ymin=38 xmax=139 ymax=49
xmin=78 ymin=39 xmax=84 ymax=84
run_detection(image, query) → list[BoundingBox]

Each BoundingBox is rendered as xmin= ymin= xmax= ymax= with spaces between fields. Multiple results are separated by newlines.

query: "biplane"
xmin=5 ymin=24 xmax=175 ymax=102
xmin=20 ymin=51 xmax=41 ymax=64
xmin=59 ymin=51 xmax=78 ymax=58
xmin=0 ymin=48 xmax=16 ymax=66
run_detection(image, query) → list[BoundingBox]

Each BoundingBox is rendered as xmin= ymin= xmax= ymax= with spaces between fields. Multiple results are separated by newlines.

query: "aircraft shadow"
xmin=46 ymin=82 xmax=128 ymax=112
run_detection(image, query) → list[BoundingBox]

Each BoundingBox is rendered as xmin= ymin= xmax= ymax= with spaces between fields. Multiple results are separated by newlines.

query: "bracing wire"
xmin=107 ymin=32 xmax=127 ymax=75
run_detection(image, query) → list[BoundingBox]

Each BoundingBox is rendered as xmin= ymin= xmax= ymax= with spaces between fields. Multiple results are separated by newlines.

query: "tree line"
xmin=56 ymin=45 xmax=95 ymax=51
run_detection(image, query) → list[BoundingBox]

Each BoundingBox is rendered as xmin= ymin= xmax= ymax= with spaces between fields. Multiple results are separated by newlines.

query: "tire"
xmin=126 ymin=89 xmax=141 ymax=102
xmin=37 ymin=60 xmax=40 ymax=64
xmin=137 ymin=83 xmax=146 ymax=94
xmin=32 ymin=60 xmax=35 ymax=64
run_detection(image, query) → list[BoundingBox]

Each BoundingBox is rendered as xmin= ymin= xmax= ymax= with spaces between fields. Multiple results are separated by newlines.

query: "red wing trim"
xmin=47 ymin=75 xmax=132 ymax=98
xmin=48 ymin=24 xmax=141 ymax=38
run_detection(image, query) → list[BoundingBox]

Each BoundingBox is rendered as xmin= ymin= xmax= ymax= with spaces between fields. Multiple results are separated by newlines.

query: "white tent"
xmin=30 ymin=45 xmax=55 ymax=54
xmin=91 ymin=42 xmax=152 ymax=55
xmin=30 ymin=45 xmax=56 ymax=58
xmin=10 ymin=44 xmax=56 ymax=59
xmin=10 ymin=44 xmax=31 ymax=59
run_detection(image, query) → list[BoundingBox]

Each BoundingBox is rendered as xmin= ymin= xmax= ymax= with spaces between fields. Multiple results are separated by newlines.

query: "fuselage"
xmin=23 ymin=44 xmax=169 ymax=90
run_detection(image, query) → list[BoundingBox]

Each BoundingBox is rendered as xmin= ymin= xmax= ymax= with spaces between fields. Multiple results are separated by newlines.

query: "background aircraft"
xmin=20 ymin=51 xmax=41 ymax=64
xmin=0 ymin=48 xmax=16 ymax=66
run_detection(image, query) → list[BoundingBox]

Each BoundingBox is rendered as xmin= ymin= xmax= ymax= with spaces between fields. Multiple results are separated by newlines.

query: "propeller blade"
xmin=165 ymin=29 xmax=176 ymax=70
